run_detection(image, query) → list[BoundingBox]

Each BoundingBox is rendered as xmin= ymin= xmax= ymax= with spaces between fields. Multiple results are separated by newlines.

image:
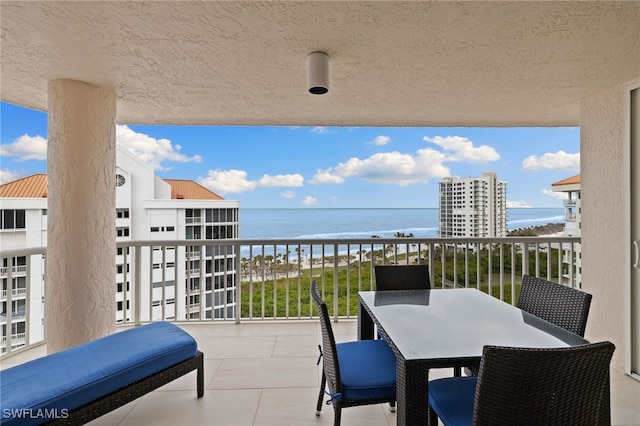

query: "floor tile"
xmin=4 ymin=322 xmax=640 ymax=425
xmin=211 ymin=357 xmax=318 ymax=389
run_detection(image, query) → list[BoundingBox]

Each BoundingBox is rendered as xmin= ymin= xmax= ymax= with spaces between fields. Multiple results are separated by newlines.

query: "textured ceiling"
xmin=1 ymin=1 xmax=639 ymax=127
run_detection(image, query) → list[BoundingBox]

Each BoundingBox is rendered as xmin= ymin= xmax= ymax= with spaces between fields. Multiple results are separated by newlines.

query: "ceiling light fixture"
xmin=308 ymin=51 xmax=329 ymax=95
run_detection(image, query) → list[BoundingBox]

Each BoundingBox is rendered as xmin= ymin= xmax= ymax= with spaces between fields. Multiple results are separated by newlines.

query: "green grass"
xmin=239 ymin=260 xmax=530 ymax=318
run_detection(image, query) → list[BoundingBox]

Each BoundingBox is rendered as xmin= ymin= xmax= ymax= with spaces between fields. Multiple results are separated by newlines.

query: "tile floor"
xmin=1 ymin=321 xmax=639 ymax=425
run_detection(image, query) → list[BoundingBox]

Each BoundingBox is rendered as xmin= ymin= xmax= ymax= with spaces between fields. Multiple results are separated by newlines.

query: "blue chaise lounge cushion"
xmin=335 ymin=339 xmax=396 ymax=401
xmin=0 ymin=322 xmax=198 ymax=426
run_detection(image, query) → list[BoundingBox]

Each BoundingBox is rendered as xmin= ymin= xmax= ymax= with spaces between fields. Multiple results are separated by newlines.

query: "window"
xmin=11 ymin=322 xmax=25 ymax=335
xmin=150 ymin=227 xmax=160 ymax=232
xmin=190 ymin=277 xmax=200 ymax=290
xmin=116 ymin=209 xmax=129 ymax=219
xmin=1 ymin=210 xmax=25 ymax=230
xmin=116 ymin=264 xmax=130 ymax=274
xmin=186 ymin=226 xmax=201 ymax=239
xmin=116 ymin=227 xmax=130 ymax=237
xmin=15 ymin=210 xmax=25 ymax=228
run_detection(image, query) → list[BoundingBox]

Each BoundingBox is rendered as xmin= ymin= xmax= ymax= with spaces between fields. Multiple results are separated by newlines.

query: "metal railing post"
xmin=134 ymin=245 xmax=142 ymax=326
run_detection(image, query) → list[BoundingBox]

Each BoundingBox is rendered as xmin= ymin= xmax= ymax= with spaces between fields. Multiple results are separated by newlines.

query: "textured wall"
xmin=581 ymin=78 xmax=640 ymax=369
xmin=46 ymin=80 xmax=116 ymax=353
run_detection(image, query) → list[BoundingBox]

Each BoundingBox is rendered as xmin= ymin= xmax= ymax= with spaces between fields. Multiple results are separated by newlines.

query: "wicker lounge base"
xmin=49 ymin=351 xmax=204 ymax=425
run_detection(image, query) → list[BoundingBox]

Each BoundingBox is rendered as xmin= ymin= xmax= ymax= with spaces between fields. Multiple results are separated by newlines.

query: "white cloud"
xmin=116 ymin=125 xmax=202 ymax=171
xmin=258 ymin=174 xmax=304 ymax=187
xmin=424 ymin=136 xmax=500 ymax=163
xmin=0 ymin=126 xmax=203 ymax=171
xmin=311 ymin=169 xmax=346 ymax=184
xmin=311 ymin=134 xmax=500 ymax=186
xmin=310 ymin=127 xmax=328 ymax=134
xmin=0 ymin=134 xmax=47 ymax=161
xmin=506 ymin=200 xmax=532 ymax=208
xmin=200 ymin=169 xmax=257 ymax=194
xmin=0 ymin=169 xmax=22 ymax=184
xmin=312 ymin=148 xmax=450 ymax=186
xmin=542 ymin=188 xmax=569 ymax=200
xmin=281 ymin=190 xmax=296 ymax=199
xmin=522 ymin=150 xmax=580 ymax=172
xmin=201 ymin=170 xmax=306 ymax=194
xmin=301 ymin=196 xmax=318 ymax=205
xmin=372 ymin=135 xmax=391 ymax=146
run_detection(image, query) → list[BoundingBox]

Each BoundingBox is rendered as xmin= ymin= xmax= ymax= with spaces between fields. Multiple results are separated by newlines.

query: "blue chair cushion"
xmin=428 ymin=376 xmax=478 ymax=426
xmin=336 ymin=339 xmax=396 ymax=401
xmin=0 ymin=322 xmax=198 ymax=426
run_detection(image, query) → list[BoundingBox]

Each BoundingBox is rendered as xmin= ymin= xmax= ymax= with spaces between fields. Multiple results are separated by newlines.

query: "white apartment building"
xmin=0 ymin=148 xmax=239 ymax=352
xmin=438 ymin=171 xmax=507 ymax=238
xmin=551 ymin=174 xmax=582 ymax=287
xmin=0 ymin=176 xmax=47 ymax=354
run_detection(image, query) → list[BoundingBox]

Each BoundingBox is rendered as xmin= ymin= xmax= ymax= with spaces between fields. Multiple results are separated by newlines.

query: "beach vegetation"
xmin=239 ymin=243 xmax=562 ymax=318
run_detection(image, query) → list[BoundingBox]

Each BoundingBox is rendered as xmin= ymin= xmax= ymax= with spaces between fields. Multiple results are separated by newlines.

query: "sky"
xmin=0 ymin=101 xmax=579 ymax=209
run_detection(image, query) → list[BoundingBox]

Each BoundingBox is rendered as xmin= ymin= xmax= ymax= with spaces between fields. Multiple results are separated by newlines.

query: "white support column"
xmin=46 ymin=79 xmax=116 ymax=353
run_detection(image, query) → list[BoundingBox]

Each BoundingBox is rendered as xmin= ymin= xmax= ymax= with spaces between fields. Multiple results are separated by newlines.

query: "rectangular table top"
xmin=358 ymin=288 xmax=588 ymax=365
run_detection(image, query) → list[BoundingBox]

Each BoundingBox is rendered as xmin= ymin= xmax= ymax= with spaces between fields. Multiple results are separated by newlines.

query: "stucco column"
xmin=46 ymin=79 xmax=116 ymax=353
xmin=580 ymin=77 xmax=640 ymax=370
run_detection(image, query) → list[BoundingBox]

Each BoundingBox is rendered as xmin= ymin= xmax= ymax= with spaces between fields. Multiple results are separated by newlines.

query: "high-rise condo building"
xmin=0 ymin=148 xmax=240 ymax=353
xmin=438 ymin=171 xmax=507 ymax=238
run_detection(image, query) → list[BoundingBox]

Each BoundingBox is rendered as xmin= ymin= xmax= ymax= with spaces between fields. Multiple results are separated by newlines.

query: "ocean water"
xmin=238 ymin=208 xmax=565 ymax=240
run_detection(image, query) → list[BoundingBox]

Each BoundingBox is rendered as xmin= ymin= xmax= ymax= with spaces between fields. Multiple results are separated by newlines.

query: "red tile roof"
xmin=0 ymin=174 xmax=48 ymax=198
xmin=0 ymin=174 xmax=224 ymax=200
xmin=163 ymin=179 xmax=224 ymax=200
xmin=551 ymin=174 xmax=580 ymax=187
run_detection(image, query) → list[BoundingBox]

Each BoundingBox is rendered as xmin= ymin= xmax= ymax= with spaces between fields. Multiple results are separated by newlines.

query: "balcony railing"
xmin=0 ymin=265 xmax=27 ymax=278
xmin=0 ymin=236 xmax=580 ymax=358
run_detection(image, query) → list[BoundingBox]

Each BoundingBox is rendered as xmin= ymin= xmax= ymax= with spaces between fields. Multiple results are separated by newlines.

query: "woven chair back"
xmin=473 ymin=341 xmax=615 ymax=426
xmin=518 ymin=274 xmax=592 ymax=336
xmin=374 ymin=264 xmax=431 ymax=291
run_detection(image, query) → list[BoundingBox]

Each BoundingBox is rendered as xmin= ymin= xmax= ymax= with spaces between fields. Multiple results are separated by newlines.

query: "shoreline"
xmin=240 ymin=223 xmax=567 ymax=281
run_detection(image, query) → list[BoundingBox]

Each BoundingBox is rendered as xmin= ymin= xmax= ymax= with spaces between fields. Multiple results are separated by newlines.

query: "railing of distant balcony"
xmin=0 ymin=236 xmax=580 ymax=358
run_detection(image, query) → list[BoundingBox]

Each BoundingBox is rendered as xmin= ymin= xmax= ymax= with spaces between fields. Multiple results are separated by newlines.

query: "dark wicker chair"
xmin=374 ymin=264 xmax=431 ymax=291
xmin=429 ymin=341 xmax=615 ymax=426
xmin=518 ymin=274 xmax=592 ymax=336
xmin=466 ymin=274 xmax=592 ymax=376
xmin=312 ymin=281 xmax=397 ymax=426
xmin=373 ymin=264 xmax=432 ymax=408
